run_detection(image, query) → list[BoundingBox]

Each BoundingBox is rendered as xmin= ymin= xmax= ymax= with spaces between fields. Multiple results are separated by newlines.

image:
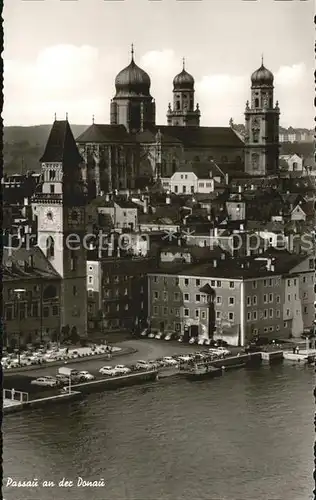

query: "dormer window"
xmin=49 ymin=170 xmax=56 ymax=180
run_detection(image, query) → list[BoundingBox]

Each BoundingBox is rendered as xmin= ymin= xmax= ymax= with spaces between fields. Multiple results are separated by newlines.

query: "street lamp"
xmin=13 ymin=288 xmax=26 ymax=364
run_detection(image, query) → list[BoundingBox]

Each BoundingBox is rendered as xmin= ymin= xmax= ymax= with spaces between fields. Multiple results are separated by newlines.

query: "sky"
xmin=4 ymin=0 xmax=314 ymax=128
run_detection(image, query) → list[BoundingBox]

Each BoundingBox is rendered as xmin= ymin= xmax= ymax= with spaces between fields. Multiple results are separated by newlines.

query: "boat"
xmin=185 ymin=363 xmax=222 ymax=381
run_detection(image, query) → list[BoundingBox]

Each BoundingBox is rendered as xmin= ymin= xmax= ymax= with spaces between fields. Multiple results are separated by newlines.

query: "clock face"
xmin=40 ymin=207 xmax=61 ymax=231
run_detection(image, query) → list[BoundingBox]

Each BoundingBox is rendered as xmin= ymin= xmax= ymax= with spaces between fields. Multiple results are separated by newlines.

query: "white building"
xmin=279 ymin=154 xmax=304 ymax=173
xmin=161 ymin=162 xmax=226 ymax=195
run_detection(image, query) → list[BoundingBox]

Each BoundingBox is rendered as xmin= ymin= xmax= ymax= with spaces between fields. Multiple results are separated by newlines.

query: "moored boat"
xmin=185 ymin=363 xmax=222 ymax=381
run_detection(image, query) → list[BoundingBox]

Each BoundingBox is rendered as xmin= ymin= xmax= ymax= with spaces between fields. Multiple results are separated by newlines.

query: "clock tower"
xmin=32 ymin=119 xmax=88 ymax=338
xmin=244 ymin=59 xmax=280 ymax=176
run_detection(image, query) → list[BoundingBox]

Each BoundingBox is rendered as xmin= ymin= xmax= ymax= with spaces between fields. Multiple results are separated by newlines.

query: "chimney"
xmin=225 ymin=173 xmax=229 ymax=185
xmin=238 ymin=185 xmax=242 ymax=193
xmin=213 ymin=259 xmax=217 ymax=267
xmin=166 ymin=191 xmax=171 ymax=205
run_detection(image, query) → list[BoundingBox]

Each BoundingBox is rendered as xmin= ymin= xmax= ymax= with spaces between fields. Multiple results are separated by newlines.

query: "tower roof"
xmin=114 ymin=45 xmax=151 ymax=97
xmin=251 ymin=60 xmax=274 ymax=87
xmin=40 ymin=120 xmax=82 ymax=164
xmin=173 ymin=59 xmax=194 ymax=90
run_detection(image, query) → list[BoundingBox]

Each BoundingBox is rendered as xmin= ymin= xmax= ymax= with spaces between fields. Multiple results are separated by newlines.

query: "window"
xmin=174 ymin=292 xmax=180 ymax=301
xmin=263 ymin=294 xmax=268 ymax=303
xmin=269 ymin=309 xmax=273 ymax=318
xmin=303 ymin=276 xmax=306 ymax=283
xmin=175 ymin=308 xmax=180 ymax=316
xmin=294 ymin=279 xmax=297 ymax=286
xmin=263 ymin=280 xmax=267 ymax=287
xmin=263 ymin=327 xmax=268 ymax=333
xmin=199 ymin=183 xmax=205 ymax=188
xmin=253 ymin=311 xmax=257 ymax=320
xmin=304 ymin=306 xmax=308 ymax=314
xmin=182 ymin=186 xmax=186 ymax=194
xmin=175 ymin=278 xmax=179 ymax=286
xmin=195 ymin=294 xmax=201 ymax=302
xmin=88 ymin=276 xmax=93 ymax=284
xmin=276 ymin=295 xmax=280 ymax=304
xmin=264 ymin=309 xmax=268 ymax=319
xmin=43 ymin=306 xmax=49 ymax=318
xmin=216 ymin=296 xmax=222 ymax=305
xmin=49 ymin=170 xmax=56 ymax=180
xmin=211 ymin=280 xmax=215 ymax=286
xmin=52 ymin=306 xmax=58 ymax=316
xmin=73 ymin=286 xmax=77 ymax=296
xmin=196 ymin=279 xmax=201 ymax=286
xmin=229 ymin=281 xmax=234 ymax=289
xmin=287 ymin=279 xmax=291 ymax=287
xmin=32 ymin=302 xmax=39 ymax=317
xmin=268 ymin=279 xmax=272 ymax=287
xmin=201 ymin=311 xmax=206 ymax=319
xmin=153 ymin=276 xmax=158 ymax=283
xmin=253 ymin=296 xmax=257 ymax=306
xmin=217 ymin=281 xmax=221 ymax=287
xmin=229 ymin=297 xmax=235 ymax=305
xmin=184 ymin=308 xmax=189 ymax=317
xmin=163 ymin=307 xmax=168 ymax=315
xmin=303 ymin=292 xmax=308 ymax=299
xmin=174 ymin=185 xmax=178 ymax=193
xmin=70 ymin=251 xmax=77 ymax=271
xmin=184 ymin=279 xmax=189 ymax=286
xmin=216 ymin=311 xmax=221 ymax=319
xmin=252 ymin=281 xmax=257 ymax=289
xmin=184 ymin=293 xmax=190 ymax=301
xmin=287 ymin=294 xmax=291 ymax=302
xmin=269 ymin=293 xmax=273 ymax=303
xmin=286 ymin=309 xmax=290 ymax=316
xmin=195 ymin=310 xmax=199 ymax=318
xmin=276 ymin=310 xmax=280 ymax=318
xmin=124 ymin=288 xmax=128 ymax=296
xmin=163 ymin=277 xmax=168 ymax=286
xmin=5 ymin=305 xmax=13 ymax=320
xmin=153 ymin=306 xmax=158 ymax=315
xmin=284 ymin=321 xmax=288 ymax=328
xmin=269 ymin=326 xmax=274 ymax=332
xmin=247 ymin=296 xmax=251 ymax=306
xmin=154 ymin=292 xmax=159 ymax=300
xmin=190 ymin=186 xmax=194 ymax=193
xmin=255 ymin=98 xmax=259 ymax=108
xmin=163 ymin=291 xmax=168 ymax=301
xmin=253 ymin=328 xmax=258 ymax=335
xmin=247 ymin=312 xmax=251 ymax=321
xmin=50 ymin=184 xmax=55 ymax=194
xmin=228 ymin=312 xmax=234 ymax=321
xmin=88 ymin=289 xmax=94 ymax=298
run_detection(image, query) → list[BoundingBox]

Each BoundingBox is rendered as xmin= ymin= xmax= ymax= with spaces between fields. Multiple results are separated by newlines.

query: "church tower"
xmin=110 ymin=45 xmax=156 ymax=132
xmin=244 ymin=58 xmax=280 ymax=176
xmin=32 ymin=119 xmax=88 ymax=338
xmin=167 ymin=59 xmax=200 ymax=127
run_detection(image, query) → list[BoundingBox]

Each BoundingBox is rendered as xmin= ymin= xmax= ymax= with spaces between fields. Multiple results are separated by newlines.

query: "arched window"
xmin=176 ymin=101 xmax=180 ymax=110
xmin=46 ymin=236 xmax=55 ymax=259
xmin=254 ymin=98 xmax=259 ymax=108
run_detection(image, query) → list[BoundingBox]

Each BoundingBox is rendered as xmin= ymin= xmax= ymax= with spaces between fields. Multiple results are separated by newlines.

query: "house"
xmin=163 ymin=161 xmax=228 ymax=195
xmin=280 ymin=154 xmax=304 ymax=174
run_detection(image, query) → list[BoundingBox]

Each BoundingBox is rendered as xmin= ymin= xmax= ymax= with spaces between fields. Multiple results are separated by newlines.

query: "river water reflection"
xmin=3 ymin=364 xmax=314 ymax=500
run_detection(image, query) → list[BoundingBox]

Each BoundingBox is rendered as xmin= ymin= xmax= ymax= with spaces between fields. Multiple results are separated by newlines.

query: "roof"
xmin=148 ymin=126 xmax=244 ymax=148
xmin=260 ymin=248 xmax=312 ymax=274
xmin=3 ymin=246 xmax=61 ymax=281
xmin=40 ymin=120 xmax=82 ymax=164
xmin=135 ymin=129 xmax=182 ymax=145
xmin=76 ymin=123 xmax=133 ymax=144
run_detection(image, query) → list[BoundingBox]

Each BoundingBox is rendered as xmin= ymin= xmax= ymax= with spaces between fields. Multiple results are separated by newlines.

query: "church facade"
xmin=76 ymin=47 xmax=280 ymax=196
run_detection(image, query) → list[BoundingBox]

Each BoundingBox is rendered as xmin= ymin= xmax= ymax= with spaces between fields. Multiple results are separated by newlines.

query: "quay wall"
xmin=72 ymin=370 xmax=158 ymax=393
xmin=4 ymin=391 xmax=82 ymax=415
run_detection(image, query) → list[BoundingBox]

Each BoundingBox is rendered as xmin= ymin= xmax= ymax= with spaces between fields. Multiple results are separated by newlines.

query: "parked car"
xmin=78 ymin=371 xmax=95 ymax=381
xmin=189 ymin=337 xmax=197 ymax=344
xmin=99 ymin=366 xmax=118 ymax=376
xmin=162 ymin=356 xmax=179 ymax=367
xmin=56 ymin=374 xmax=70 ymax=385
xmin=164 ymin=333 xmax=174 ymax=341
xmin=135 ymin=360 xmax=152 ymax=370
xmin=155 ymin=332 xmax=163 ymax=340
xmin=140 ymin=329 xmax=149 ymax=337
xmin=214 ymin=347 xmax=231 ymax=356
xmin=31 ymin=377 xmax=58 ymax=387
xmin=147 ymin=360 xmax=160 ymax=370
xmin=178 ymin=355 xmax=193 ymax=363
xmin=114 ymin=365 xmax=131 ymax=375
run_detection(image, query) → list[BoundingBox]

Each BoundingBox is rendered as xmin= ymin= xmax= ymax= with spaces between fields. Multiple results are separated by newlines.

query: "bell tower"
xmin=32 ymin=118 xmax=88 ymax=337
xmin=244 ymin=58 xmax=280 ymax=176
xmin=167 ymin=58 xmax=200 ymax=127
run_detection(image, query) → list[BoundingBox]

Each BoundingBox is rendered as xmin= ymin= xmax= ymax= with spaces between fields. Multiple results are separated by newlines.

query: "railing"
xmin=3 ymin=388 xmax=29 ymax=403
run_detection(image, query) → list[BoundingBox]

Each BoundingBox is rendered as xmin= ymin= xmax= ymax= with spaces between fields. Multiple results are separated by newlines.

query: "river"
xmin=3 ymin=363 xmax=314 ymax=500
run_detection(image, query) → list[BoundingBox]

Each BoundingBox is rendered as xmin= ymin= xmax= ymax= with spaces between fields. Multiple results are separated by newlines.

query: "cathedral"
xmin=75 ymin=47 xmax=280 ymax=195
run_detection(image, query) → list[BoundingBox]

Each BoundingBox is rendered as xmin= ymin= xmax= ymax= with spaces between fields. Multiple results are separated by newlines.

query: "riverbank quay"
xmin=3 ymin=371 xmax=157 ymax=415
xmin=283 ymin=351 xmax=315 ymax=364
xmin=3 ymin=390 xmax=82 ymax=415
xmin=3 ymin=346 xmax=136 ymax=376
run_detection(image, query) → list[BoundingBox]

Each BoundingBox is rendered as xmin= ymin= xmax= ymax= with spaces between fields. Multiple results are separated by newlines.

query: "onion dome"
xmin=251 ymin=57 xmax=274 ymax=86
xmin=115 ymin=45 xmax=151 ymax=97
xmin=173 ymin=58 xmax=194 ymax=90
